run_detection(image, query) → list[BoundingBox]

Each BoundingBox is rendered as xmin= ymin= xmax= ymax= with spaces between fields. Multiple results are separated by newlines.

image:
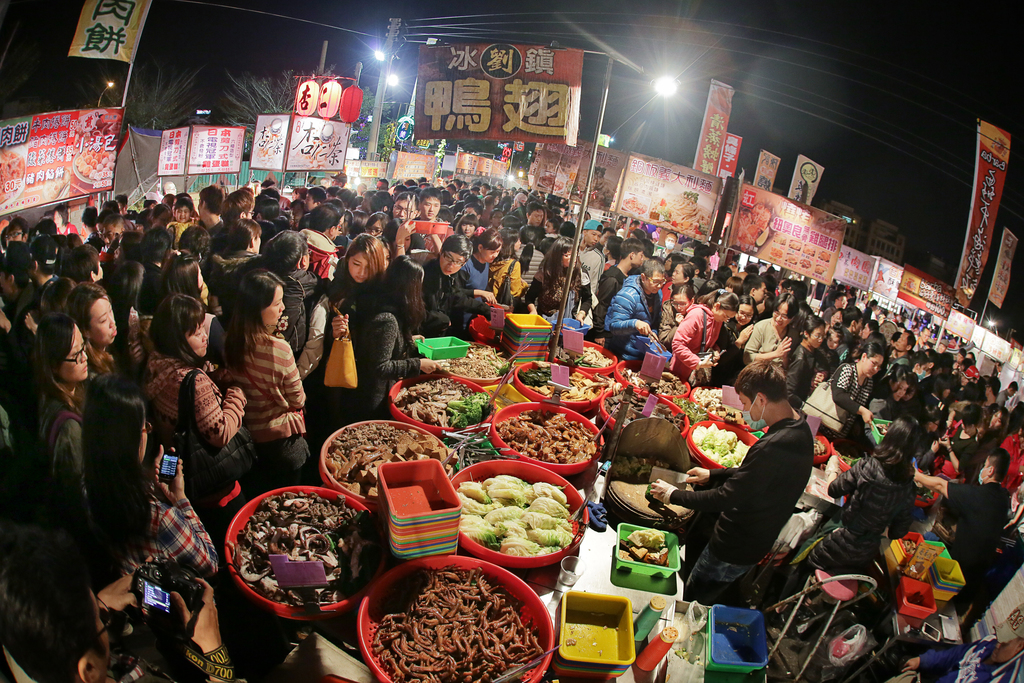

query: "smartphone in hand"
xmin=158 ymin=454 xmax=179 ymax=483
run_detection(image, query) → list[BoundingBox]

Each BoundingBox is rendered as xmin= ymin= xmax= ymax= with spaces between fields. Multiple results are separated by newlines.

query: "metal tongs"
xmin=491 ymin=646 xmax=559 ymax=683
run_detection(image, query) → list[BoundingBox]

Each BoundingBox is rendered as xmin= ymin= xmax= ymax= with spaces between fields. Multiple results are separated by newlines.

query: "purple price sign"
xmin=639 ymin=352 xmax=667 ymax=381
xmin=641 ymin=394 xmax=659 ymax=417
xmin=490 ymin=307 xmax=505 ymax=329
xmin=722 ymin=386 xmax=743 ymax=409
xmin=551 ymin=364 xmax=571 ymax=388
xmin=806 ymin=414 xmax=821 ymax=436
xmin=269 ymin=555 xmax=328 ymax=588
xmin=562 ymin=329 xmax=585 ymax=353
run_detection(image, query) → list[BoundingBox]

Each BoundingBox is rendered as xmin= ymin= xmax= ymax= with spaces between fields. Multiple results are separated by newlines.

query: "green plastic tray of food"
xmin=416 ymin=337 xmax=470 ymax=360
xmin=613 ymin=523 xmax=681 ymax=578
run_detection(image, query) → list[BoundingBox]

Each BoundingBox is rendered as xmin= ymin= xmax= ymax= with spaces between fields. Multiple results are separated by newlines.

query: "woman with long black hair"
xmin=225 ymin=270 xmax=308 ymax=495
xmin=525 ymin=236 xmax=583 ymax=322
xmin=105 ymin=260 xmax=144 ymax=377
xmin=787 ymin=314 xmax=827 ymax=409
xmin=66 ymin=282 xmax=118 ymax=378
xmin=82 ymin=373 xmax=217 ymax=577
xmin=809 ymin=416 xmax=917 ymax=574
xmin=348 ymin=255 xmax=440 ymax=422
xmin=162 ymin=253 xmax=225 ymax=365
xmin=820 ymin=340 xmax=886 ymax=441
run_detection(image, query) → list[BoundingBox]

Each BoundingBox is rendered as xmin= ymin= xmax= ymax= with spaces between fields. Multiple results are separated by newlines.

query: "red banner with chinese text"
xmin=955 ymin=120 xmax=1011 ymax=307
xmin=718 ymin=133 xmax=742 ymax=178
xmin=414 ymin=44 xmax=583 ymax=145
xmin=692 ymin=80 xmax=734 ymax=176
xmin=898 ymin=264 xmax=955 ymax=319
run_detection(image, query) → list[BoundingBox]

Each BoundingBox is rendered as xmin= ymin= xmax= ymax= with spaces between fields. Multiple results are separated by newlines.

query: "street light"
xmin=387 ymin=73 xmax=399 ymax=87
xmin=653 ymin=76 xmax=678 ymax=97
xmin=374 ymin=50 xmax=386 ymax=61
xmin=987 ymin=319 xmax=996 ymax=328
xmin=98 ymin=81 xmax=115 ymax=107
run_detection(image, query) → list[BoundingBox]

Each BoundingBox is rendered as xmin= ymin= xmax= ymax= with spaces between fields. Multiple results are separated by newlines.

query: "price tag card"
xmin=489 ymin=307 xmax=505 ymax=330
xmin=562 ymin=329 xmax=585 ymax=354
xmin=639 ymin=352 xmax=667 ymax=382
xmin=641 ymin=394 xmax=659 ymax=417
xmin=805 ymin=414 xmax=822 ymax=436
xmin=722 ymin=386 xmax=743 ymax=409
xmin=269 ymin=555 xmax=328 ymax=588
xmin=550 ymin=364 xmax=571 ymax=388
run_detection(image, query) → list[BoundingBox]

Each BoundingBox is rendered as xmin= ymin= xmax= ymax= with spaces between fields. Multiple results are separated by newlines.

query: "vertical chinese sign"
xmin=987 ymin=228 xmax=1018 ymax=308
xmin=787 ymin=154 xmax=824 ymax=204
xmin=68 ymin=0 xmax=152 ymax=63
xmin=614 ymin=153 xmax=721 ymax=241
xmin=833 ymin=245 xmax=877 ymax=291
xmin=691 ymin=80 xmax=735 ymax=175
xmin=414 ymin=43 xmax=584 ymax=144
xmin=187 ymin=126 xmax=245 ymax=175
xmin=285 ymin=117 xmax=350 ymax=172
xmin=531 ymin=142 xmax=586 ymax=196
xmin=570 ymin=142 xmax=627 ymax=212
xmin=897 ymin=265 xmax=955 ymax=319
xmin=731 ymin=184 xmax=846 ymax=282
xmin=250 ymin=115 xmax=290 ymax=172
xmin=955 ymin=120 xmax=1011 ymax=307
xmin=717 ymin=134 xmax=742 ymax=178
xmin=754 ymin=150 xmax=781 ymax=191
xmin=157 ymin=126 xmax=188 ymax=176
xmin=0 ymin=108 xmax=123 ymax=217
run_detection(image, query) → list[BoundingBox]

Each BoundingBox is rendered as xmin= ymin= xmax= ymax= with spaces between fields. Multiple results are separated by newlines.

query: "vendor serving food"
xmin=651 ymin=361 xmax=813 ymax=604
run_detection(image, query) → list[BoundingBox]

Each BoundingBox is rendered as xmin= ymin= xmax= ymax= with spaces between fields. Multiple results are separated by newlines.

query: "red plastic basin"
xmin=387 ymin=374 xmax=488 ymax=437
xmin=451 ymin=460 xmax=587 ymax=568
xmin=686 ymin=420 xmax=759 ymax=470
xmin=491 ymin=402 xmax=601 ymax=476
xmin=512 ymin=362 xmax=603 ymax=415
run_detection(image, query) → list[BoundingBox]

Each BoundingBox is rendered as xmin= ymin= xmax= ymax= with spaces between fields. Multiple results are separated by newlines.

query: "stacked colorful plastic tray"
xmin=928 ymin=556 xmax=965 ymax=601
xmin=501 ymin=314 xmax=552 ymax=364
xmin=377 ymin=459 xmax=461 ymax=559
xmin=553 ymin=592 xmax=635 ymax=678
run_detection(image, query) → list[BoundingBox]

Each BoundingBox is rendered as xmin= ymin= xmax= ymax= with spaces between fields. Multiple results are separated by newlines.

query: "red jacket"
xmin=1002 ymin=433 xmax=1023 ymax=493
xmin=301 ymin=229 xmax=340 ymax=280
xmin=670 ymin=303 xmax=723 ymax=379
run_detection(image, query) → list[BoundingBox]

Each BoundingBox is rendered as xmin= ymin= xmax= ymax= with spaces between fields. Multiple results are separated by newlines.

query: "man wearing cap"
xmin=891 ymin=602 xmax=1024 ymax=682
xmin=577 ymin=220 xmax=606 ymax=325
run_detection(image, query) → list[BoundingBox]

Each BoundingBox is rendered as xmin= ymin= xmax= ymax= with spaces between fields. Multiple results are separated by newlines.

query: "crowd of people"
xmin=0 ymin=175 xmax=1022 ymax=682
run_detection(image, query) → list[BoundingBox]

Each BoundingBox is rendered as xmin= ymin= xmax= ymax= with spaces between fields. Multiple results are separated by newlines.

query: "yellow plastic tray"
xmin=558 ymin=591 xmax=635 ymax=668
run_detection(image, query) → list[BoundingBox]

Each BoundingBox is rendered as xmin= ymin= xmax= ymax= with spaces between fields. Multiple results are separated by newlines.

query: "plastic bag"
xmin=827 ymin=624 xmax=876 ymax=666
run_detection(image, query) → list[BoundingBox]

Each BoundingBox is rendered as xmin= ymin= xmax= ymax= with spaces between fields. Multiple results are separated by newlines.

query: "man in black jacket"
xmin=652 ymin=361 xmax=814 ymax=603
xmin=590 ymin=238 xmax=644 ymax=344
xmin=422 ymin=234 xmax=489 ymax=338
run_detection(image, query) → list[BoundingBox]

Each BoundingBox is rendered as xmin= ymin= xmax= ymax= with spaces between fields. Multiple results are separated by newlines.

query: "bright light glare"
xmin=387 ymin=73 xmax=399 ymax=87
xmin=507 ymin=175 xmax=515 ymax=183
xmin=517 ymin=170 xmax=524 ymax=178
xmin=987 ymin=319 xmax=995 ymax=327
xmin=374 ymin=50 xmax=386 ymax=61
xmin=653 ymin=76 xmax=678 ymax=96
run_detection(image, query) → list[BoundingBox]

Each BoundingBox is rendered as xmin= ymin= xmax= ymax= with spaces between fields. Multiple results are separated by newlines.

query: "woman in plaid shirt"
xmin=82 ymin=373 xmax=218 ymax=578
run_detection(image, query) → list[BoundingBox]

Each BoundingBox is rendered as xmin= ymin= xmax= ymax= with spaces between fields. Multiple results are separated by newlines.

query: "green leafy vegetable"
xmin=527 ymin=528 xmax=573 ymax=548
xmin=458 ymin=492 xmax=498 ymax=517
xmin=460 ymin=516 xmax=499 ymax=549
xmin=500 ymin=537 xmax=543 ymax=556
xmin=446 ymin=392 xmax=490 ymax=429
xmin=627 ymin=528 xmax=666 ymax=550
xmin=528 ymin=496 xmax=569 ymax=519
xmin=528 ymin=481 xmax=568 ymax=506
xmin=484 ymin=506 xmax=525 ymax=525
xmin=457 ymin=481 xmax=492 ymax=504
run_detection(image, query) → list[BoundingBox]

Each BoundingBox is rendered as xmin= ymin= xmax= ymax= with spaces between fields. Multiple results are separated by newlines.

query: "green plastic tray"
xmin=416 ymin=336 xmax=470 ymax=360
xmin=608 ymin=564 xmax=678 ymax=596
xmin=613 ymin=523 xmax=680 ymax=579
xmin=870 ymin=419 xmax=892 ymax=445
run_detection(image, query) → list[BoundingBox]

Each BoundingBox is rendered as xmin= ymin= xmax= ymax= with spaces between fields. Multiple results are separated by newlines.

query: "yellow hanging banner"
xmin=68 ymin=0 xmax=152 ymax=63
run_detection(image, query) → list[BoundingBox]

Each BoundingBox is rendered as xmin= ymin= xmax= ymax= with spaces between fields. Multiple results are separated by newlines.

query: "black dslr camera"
xmin=131 ymin=559 xmax=205 ymax=641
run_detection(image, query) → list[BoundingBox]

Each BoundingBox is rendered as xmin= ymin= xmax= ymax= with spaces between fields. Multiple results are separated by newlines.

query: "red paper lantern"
xmin=294 ymin=79 xmax=320 ymax=117
xmin=338 ymin=85 xmax=364 ymax=124
xmin=317 ymin=80 xmax=343 ymax=119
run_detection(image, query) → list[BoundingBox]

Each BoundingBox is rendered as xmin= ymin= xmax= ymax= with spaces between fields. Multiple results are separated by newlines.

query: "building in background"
xmin=819 ymin=199 xmax=905 ymax=263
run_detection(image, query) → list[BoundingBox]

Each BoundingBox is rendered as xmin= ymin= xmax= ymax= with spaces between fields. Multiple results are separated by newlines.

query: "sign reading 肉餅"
xmin=414 ymin=43 xmax=584 ymax=145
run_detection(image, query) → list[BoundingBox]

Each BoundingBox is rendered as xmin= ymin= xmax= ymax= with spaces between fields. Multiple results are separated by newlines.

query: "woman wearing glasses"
xmin=32 ymin=313 xmax=88 ymax=490
xmin=658 ymin=282 xmax=695 ymax=347
xmin=786 ymin=314 xmax=826 ymax=408
xmin=743 ymin=292 xmax=797 ymax=366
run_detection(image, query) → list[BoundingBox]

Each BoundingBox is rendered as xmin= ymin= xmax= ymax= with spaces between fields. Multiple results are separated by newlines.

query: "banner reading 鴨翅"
xmin=731 ymin=184 xmax=846 ymax=282
xmin=987 ymin=227 xmax=1017 ymax=308
xmin=955 ymin=120 xmax=1011 ymax=307
xmin=0 ymin=108 xmax=123 ymax=216
xmin=414 ymin=44 xmax=584 ymax=145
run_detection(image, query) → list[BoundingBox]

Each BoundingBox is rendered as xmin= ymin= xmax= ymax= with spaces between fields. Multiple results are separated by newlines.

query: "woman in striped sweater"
xmin=226 ymin=270 xmax=309 ymax=495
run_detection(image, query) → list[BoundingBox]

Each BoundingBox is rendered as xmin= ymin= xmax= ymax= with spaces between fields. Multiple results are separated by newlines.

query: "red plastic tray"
xmin=686 ymin=420 xmax=760 ymax=470
xmin=450 ymin=460 xmax=587 ymax=568
xmin=468 ymin=315 xmax=499 ymax=344
xmin=224 ymin=486 xmax=386 ymax=620
xmin=317 ymin=419 xmax=449 ymax=511
xmin=357 ymin=556 xmax=555 ymax=683
xmin=896 ymin=575 xmax=937 ymax=621
xmin=490 ymin=402 xmax=602 ymax=476
xmin=513 ymin=362 xmax=602 ymax=415
xmin=387 ymin=374 xmax=488 ymax=437
xmin=813 ymin=435 xmax=834 ymax=466
xmin=378 ymin=459 xmax=461 ymax=521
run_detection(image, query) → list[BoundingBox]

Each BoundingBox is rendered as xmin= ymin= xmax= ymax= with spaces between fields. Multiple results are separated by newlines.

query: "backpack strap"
xmin=48 ymin=410 xmax=83 ymax=454
xmin=177 ymin=369 xmax=202 ymax=438
xmin=698 ymin=309 xmax=710 ymax=354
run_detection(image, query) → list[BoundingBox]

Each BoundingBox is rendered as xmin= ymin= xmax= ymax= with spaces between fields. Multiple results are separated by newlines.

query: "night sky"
xmin=4 ymin=0 xmax=1024 ymax=340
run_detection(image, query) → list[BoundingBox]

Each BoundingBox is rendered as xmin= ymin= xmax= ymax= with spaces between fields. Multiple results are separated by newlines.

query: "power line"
xmin=159 ymin=0 xmax=374 ymax=37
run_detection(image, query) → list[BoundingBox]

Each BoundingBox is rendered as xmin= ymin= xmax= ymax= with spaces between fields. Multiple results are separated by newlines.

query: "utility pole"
xmin=367 ymin=17 xmax=401 ymax=161
xmin=318 ymin=40 xmax=328 ymax=73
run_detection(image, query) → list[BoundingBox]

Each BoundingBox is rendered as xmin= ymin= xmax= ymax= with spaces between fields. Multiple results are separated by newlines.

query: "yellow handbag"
xmin=324 ymin=334 xmax=358 ymax=388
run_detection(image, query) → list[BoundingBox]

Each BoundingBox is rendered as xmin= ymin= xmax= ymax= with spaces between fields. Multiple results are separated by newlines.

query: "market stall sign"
xmin=754 ymin=149 xmax=781 ymax=192
xmin=946 ymin=309 xmax=976 ymax=341
xmin=570 ymin=141 xmax=628 ymax=212
xmin=414 ymin=43 xmax=584 ymax=144
xmin=897 ymin=264 xmax=955 ymax=319
xmin=692 ymin=79 xmax=734 ymax=175
xmin=833 ymin=245 xmax=877 ymax=291
xmin=872 ymin=258 xmax=903 ymax=301
xmin=157 ymin=126 xmax=189 ymax=176
xmin=718 ymin=133 xmax=742 ymax=179
xmin=285 ymin=117 xmax=350 ymax=172
xmin=393 ymin=151 xmax=436 ymax=180
xmin=395 ymin=116 xmax=414 ymax=142
xmin=455 ymin=151 xmax=507 ymax=178
xmin=530 ymin=142 xmax=586 ymax=196
xmin=981 ymin=329 xmax=1012 ymax=364
xmin=987 ymin=227 xmax=1017 ymax=308
xmin=294 ymin=79 xmax=321 ymax=117
xmin=250 ymin=115 xmax=289 ymax=172
xmin=614 ymin=152 xmax=722 ymax=242
xmin=730 ymin=183 xmax=847 ymax=282
xmin=0 ymin=107 xmax=123 ymax=217
xmin=344 ymin=161 xmax=387 ymax=180
xmin=787 ymin=154 xmax=824 ymax=205
xmin=187 ymin=126 xmax=245 ymax=175
xmin=68 ymin=0 xmax=152 ymax=63
xmin=317 ymin=80 xmax=344 ymax=119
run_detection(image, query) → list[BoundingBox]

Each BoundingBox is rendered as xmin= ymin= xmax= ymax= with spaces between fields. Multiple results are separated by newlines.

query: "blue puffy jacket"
xmin=604 ymin=275 xmax=662 ymax=360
